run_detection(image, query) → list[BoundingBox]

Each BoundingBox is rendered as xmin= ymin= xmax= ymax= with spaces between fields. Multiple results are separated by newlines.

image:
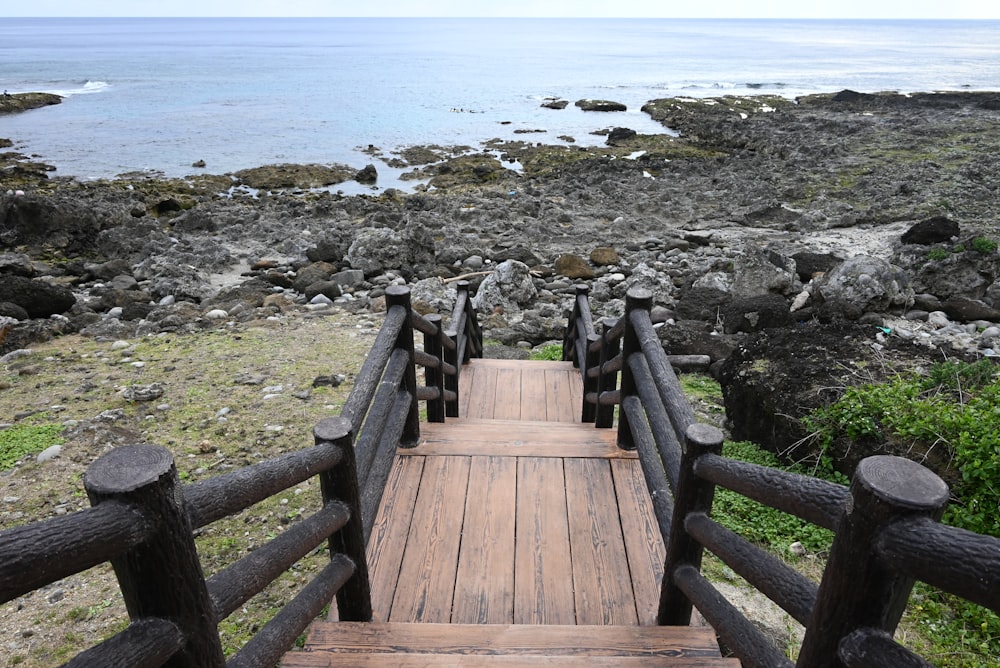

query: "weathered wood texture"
xmin=285 ymin=622 xmax=740 ymax=666
xmin=458 ymin=359 xmax=583 ymax=422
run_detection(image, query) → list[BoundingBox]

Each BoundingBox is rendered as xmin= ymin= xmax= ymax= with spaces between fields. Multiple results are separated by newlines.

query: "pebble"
xmin=204 ymin=309 xmax=229 ymax=320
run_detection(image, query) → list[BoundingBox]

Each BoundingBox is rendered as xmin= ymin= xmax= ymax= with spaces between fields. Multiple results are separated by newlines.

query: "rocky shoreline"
xmin=3 ymin=89 xmax=1000 ymax=463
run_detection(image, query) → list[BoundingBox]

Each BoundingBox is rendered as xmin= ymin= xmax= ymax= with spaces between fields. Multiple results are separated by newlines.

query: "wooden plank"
xmin=519 ymin=366 xmax=550 ymax=421
xmin=299 ymin=621 xmax=728 ymax=656
xmin=464 ymin=363 xmax=499 ymax=419
xmin=390 ymin=456 xmax=471 ymax=622
xmin=283 ymin=655 xmax=741 ymax=667
xmin=494 ymin=367 xmax=523 ymax=420
xmin=452 ymin=456 xmax=517 ymax=624
xmin=466 ymin=359 xmax=576 ymax=371
xmin=411 ymin=420 xmax=630 ymax=459
xmin=514 ymin=457 xmax=575 ymax=625
xmin=547 ymin=367 xmax=580 ymax=423
xmin=365 ymin=455 xmax=424 ymax=621
xmin=565 ymin=458 xmax=638 ymax=625
xmin=612 ymin=459 xmax=667 ymax=626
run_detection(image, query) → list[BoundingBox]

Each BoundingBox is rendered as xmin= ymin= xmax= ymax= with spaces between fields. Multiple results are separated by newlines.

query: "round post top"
xmin=856 ymin=455 xmax=949 ymax=511
xmin=84 ymin=444 xmax=174 ymax=495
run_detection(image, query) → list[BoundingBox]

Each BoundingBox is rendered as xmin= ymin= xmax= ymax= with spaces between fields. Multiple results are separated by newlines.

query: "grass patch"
xmin=528 ymin=343 xmax=563 ymax=361
xmin=0 ymin=423 xmax=64 ymax=470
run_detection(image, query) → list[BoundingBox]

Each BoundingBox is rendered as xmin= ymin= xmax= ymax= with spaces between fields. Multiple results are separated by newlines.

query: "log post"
xmin=453 ymin=281 xmax=473 ymax=364
xmin=582 ymin=333 xmax=601 ymax=423
xmin=595 ymin=317 xmax=620 ymax=429
xmin=386 ymin=285 xmax=421 ymax=445
xmin=314 ymin=417 xmax=372 ymax=622
xmin=444 ymin=327 xmax=460 ymax=418
xmin=424 ymin=313 xmax=446 ymax=423
xmin=658 ymin=423 xmax=724 ymax=625
xmin=617 ymin=288 xmax=652 ymax=449
xmin=84 ymin=444 xmax=225 ymax=667
xmin=796 ymin=455 xmax=950 ymax=668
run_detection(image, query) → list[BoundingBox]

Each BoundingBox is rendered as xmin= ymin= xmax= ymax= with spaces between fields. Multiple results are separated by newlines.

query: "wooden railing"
xmin=0 ymin=284 xmax=482 ymax=667
xmin=566 ymin=285 xmax=1000 ymax=668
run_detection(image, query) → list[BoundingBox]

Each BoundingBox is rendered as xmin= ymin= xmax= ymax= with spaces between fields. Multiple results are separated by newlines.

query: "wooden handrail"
xmin=0 ymin=282 xmax=485 ymax=666
xmin=573 ymin=284 xmax=1000 ymax=668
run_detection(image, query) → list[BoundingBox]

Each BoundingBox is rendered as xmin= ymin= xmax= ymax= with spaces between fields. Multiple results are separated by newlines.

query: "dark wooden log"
xmin=595 ymin=318 xmax=621 ymax=428
xmin=423 ymin=313 xmax=446 ymax=423
xmin=666 ymin=354 xmax=712 ymax=372
xmin=341 ymin=305 xmax=406 ymax=434
xmin=673 ymin=564 xmax=794 ymax=668
xmin=184 ymin=441 xmax=344 ymax=530
xmin=84 ymin=444 xmax=225 ymax=667
xmin=386 ymin=286 xmax=421 ymax=445
xmin=0 ymin=500 xmax=154 ymax=603
xmin=616 ymin=289 xmax=651 ymax=449
xmin=797 ymin=456 xmax=950 ymax=668
xmin=695 ymin=453 xmax=849 ymax=531
xmin=416 ymin=386 xmax=441 ymax=401
xmin=361 ymin=391 xmax=412 ymax=542
xmin=684 ymin=512 xmax=817 ymax=625
xmin=226 ymin=555 xmax=355 ymax=668
xmin=658 ymin=423 xmax=724 ymax=626
xmin=444 ymin=327 xmax=460 ymax=418
xmin=838 ymin=627 xmax=935 ymax=668
xmin=64 ymin=617 xmax=185 ymax=668
xmin=630 ymin=308 xmax=694 ymax=438
xmin=354 ymin=348 xmax=408 ymax=486
xmin=413 ymin=350 xmax=440 ymax=369
xmin=875 ymin=516 xmax=1000 ymax=614
xmin=588 ymin=315 xmax=625 ymax=354
xmin=628 ymin=352 xmax=681 ymax=491
xmin=315 ymin=416 xmax=373 ymax=623
xmin=620 ymin=396 xmax=673 ymax=541
xmin=206 ymin=502 xmax=351 ymax=621
xmin=582 ymin=332 xmax=601 ymax=422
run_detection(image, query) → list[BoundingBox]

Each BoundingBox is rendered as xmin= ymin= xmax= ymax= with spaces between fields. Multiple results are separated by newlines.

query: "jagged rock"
xmin=731 ymin=247 xmax=798 ymax=298
xmin=292 ymin=262 xmax=336 ymax=293
xmin=606 ymin=127 xmax=637 ymax=145
xmin=121 ymin=383 xmax=165 ymax=402
xmin=541 ymin=99 xmax=568 ymax=110
xmin=0 ymin=253 xmax=35 ymax=276
xmin=304 ymin=280 xmax=343 ymax=302
xmin=355 ymin=164 xmax=378 ymax=184
xmin=0 ymin=276 xmax=75 ymax=317
xmin=901 ymin=216 xmax=959 ymax=245
xmin=472 ymin=260 xmax=537 ymax=314
xmin=941 ymin=296 xmax=1000 ymax=322
xmin=346 ymin=225 xmax=435 ymax=278
xmin=790 ymin=251 xmax=841 ymax=282
xmin=814 ymin=255 xmax=913 ymax=317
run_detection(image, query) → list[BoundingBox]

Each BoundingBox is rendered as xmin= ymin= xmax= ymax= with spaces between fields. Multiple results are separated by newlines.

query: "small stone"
xmin=111 ymin=340 xmax=131 ymax=350
xmin=789 ymin=541 xmax=807 ymax=557
xmin=36 ymin=444 xmax=62 ymax=463
xmin=47 ymin=589 xmax=65 ymax=604
xmin=121 ymin=383 xmax=165 ymax=402
xmin=204 ymin=309 xmax=229 ymax=320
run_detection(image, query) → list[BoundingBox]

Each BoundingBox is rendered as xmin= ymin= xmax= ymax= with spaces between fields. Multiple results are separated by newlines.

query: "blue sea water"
xmin=1 ymin=17 xmax=999 ymax=191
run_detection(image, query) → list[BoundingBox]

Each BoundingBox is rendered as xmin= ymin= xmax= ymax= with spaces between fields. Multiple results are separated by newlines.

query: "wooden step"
xmin=281 ymin=622 xmax=741 ymax=667
xmin=412 ymin=418 xmax=632 ymax=458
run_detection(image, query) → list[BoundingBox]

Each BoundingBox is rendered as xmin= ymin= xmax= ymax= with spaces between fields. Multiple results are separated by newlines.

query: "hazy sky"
xmin=3 ymin=1 xmax=999 ymax=19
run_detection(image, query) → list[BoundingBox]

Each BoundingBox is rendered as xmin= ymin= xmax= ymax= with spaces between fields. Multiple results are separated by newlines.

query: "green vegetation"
xmin=800 ymin=359 xmax=1000 ymax=666
xmin=972 ymin=236 xmax=998 ymax=254
xmin=528 ymin=343 xmax=563 ymax=361
xmin=928 ymin=248 xmax=951 ymax=261
xmin=0 ymin=423 xmax=64 ymax=470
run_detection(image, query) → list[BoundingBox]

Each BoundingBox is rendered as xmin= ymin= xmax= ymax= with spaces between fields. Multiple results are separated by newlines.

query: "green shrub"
xmin=927 ymin=248 xmax=951 ymax=261
xmin=529 ymin=343 xmax=563 ymax=361
xmin=971 ymin=237 xmax=998 ymax=254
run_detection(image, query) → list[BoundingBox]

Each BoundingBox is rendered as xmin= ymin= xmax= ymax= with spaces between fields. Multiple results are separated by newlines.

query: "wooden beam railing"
xmin=573 ymin=284 xmax=1000 ymax=668
xmin=0 ymin=283 xmax=482 ymax=667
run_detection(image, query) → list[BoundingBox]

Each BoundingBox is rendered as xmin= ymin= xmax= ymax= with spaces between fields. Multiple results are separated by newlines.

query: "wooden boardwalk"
xmin=285 ymin=359 xmax=737 ymax=666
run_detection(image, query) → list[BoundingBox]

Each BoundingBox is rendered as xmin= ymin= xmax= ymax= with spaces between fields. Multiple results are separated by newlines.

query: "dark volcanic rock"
xmin=901 ymin=216 xmax=960 ymax=245
xmin=0 ymin=276 xmax=75 ymax=317
xmin=575 ymin=99 xmax=627 ymax=112
xmin=721 ymin=294 xmax=793 ymax=333
xmin=0 ymin=92 xmax=62 ymax=114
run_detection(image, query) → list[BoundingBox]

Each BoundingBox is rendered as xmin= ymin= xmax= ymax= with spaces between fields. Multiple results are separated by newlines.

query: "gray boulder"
xmin=472 ymin=260 xmax=537 ymax=313
xmin=731 ymin=248 xmax=798 ymax=298
xmin=346 ymin=225 xmax=435 ymax=278
xmin=815 ymin=255 xmax=914 ymax=317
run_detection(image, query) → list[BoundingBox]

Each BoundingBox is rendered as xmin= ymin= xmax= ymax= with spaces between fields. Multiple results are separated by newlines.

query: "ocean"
xmin=2 ymin=17 xmax=999 ymax=192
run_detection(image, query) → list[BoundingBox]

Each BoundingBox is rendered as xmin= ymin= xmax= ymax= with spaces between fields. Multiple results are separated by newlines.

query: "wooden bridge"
xmin=1 ymin=282 xmax=998 ymax=668
xmin=283 ymin=357 xmax=736 ymax=665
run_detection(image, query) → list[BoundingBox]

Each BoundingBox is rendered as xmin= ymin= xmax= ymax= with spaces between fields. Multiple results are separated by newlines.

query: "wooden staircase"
xmin=282 ymin=621 xmax=740 ymax=666
xmin=282 ymin=359 xmax=739 ymax=666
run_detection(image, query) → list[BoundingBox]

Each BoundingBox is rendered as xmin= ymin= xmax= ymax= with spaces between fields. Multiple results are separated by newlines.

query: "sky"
xmin=2 ymin=1 xmax=998 ymax=19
